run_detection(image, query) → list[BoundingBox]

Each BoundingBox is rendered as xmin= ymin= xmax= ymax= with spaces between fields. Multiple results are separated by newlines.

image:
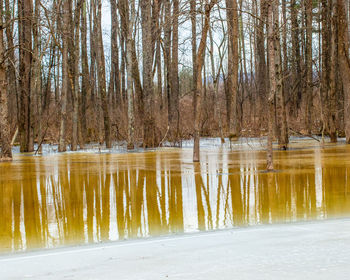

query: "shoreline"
xmin=1 ymin=216 xmax=349 ymax=259
xmin=2 ymin=218 xmax=350 ymax=279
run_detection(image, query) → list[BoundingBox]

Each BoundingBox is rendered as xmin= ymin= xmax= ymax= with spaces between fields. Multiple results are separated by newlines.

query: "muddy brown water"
xmin=1 ymin=140 xmax=350 ymax=253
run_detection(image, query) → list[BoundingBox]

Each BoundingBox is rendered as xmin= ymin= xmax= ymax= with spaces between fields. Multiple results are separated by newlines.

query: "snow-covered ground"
xmin=13 ymin=136 xmax=340 ymax=155
xmin=1 ymin=218 xmax=350 ymax=279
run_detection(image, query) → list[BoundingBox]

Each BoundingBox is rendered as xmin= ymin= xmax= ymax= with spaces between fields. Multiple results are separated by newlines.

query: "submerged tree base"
xmin=0 ymin=157 xmax=12 ymax=162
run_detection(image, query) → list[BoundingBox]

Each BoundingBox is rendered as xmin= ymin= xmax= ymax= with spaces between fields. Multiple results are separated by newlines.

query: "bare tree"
xmin=169 ymin=0 xmax=180 ymax=142
xmin=193 ymin=0 xmax=218 ymax=162
xmin=96 ymin=0 xmax=112 ymax=148
xmin=119 ymin=0 xmax=135 ymax=149
xmin=18 ymin=0 xmax=34 ymax=152
xmin=141 ymin=0 xmax=156 ymax=147
xmin=226 ymin=0 xmax=239 ymax=138
xmin=59 ymin=0 xmax=69 ymax=152
xmin=337 ymin=0 xmax=350 ymax=143
xmin=0 ymin=6 xmax=12 ymax=160
xmin=267 ymin=0 xmax=276 ymax=171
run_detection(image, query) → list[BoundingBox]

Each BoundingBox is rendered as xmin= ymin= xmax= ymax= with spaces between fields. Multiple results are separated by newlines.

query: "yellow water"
xmin=1 ymin=140 xmax=350 ymax=253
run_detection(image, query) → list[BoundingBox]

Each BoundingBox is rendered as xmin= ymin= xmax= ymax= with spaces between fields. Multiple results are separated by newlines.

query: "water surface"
xmin=1 ymin=139 xmax=350 ymax=253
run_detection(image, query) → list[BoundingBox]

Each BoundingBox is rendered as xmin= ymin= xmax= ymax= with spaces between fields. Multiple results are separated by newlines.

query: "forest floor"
xmin=1 ymin=218 xmax=350 ymax=279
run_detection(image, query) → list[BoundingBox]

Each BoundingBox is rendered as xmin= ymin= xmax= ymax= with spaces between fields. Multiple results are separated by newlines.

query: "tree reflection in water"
xmin=1 ymin=145 xmax=350 ymax=253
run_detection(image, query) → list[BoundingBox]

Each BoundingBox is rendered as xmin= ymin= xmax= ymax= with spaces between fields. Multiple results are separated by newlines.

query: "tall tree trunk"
xmin=256 ymin=0 xmax=268 ymax=129
xmin=267 ymin=1 xmax=277 ymax=171
xmin=80 ymin=0 xmax=89 ymax=142
xmin=282 ymin=0 xmax=289 ymax=96
xmin=96 ymin=0 xmax=112 ymax=148
xmin=59 ymin=0 xmax=69 ymax=152
xmin=4 ymin=0 xmax=18 ymax=127
xmin=274 ymin=1 xmax=289 ymax=149
xmin=291 ymin=0 xmax=302 ymax=116
xmin=169 ymin=0 xmax=180 ymax=142
xmin=329 ymin=1 xmax=338 ymax=142
xmin=110 ymin=0 xmax=121 ymax=107
xmin=18 ymin=0 xmax=34 ymax=152
xmin=164 ymin=0 xmax=172 ymax=132
xmin=305 ymin=0 xmax=313 ymax=134
xmin=154 ymin=0 xmax=162 ymax=110
xmin=337 ymin=0 xmax=350 ymax=143
xmin=226 ymin=0 xmax=240 ymax=138
xmin=321 ymin=0 xmax=337 ymax=142
xmin=193 ymin=0 xmax=218 ymax=162
xmin=32 ymin=0 xmax=42 ymax=152
xmin=120 ymin=0 xmax=135 ymax=148
xmin=71 ymin=0 xmax=82 ymax=151
xmin=141 ymin=0 xmax=156 ymax=147
xmin=190 ymin=0 xmax=197 ymax=117
xmin=0 ymin=11 xmax=12 ymax=160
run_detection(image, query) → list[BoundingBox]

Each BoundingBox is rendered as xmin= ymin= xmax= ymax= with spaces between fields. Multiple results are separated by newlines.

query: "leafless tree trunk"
xmin=141 ymin=0 xmax=156 ymax=147
xmin=193 ymin=0 xmax=218 ymax=162
xmin=169 ymin=0 xmax=180 ymax=142
xmin=18 ymin=0 xmax=34 ymax=152
xmin=226 ymin=0 xmax=239 ymax=138
xmin=120 ymin=0 xmax=135 ymax=149
xmin=329 ymin=1 xmax=338 ymax=143
xmin=96 ymin=0 xmax=112 ymax=148
xmin=80 ymin=0 xmax=89 ymax=142
xmin=32 ymin=0 xmax=42 ymax=152
xmin=274 ymin=1 xmax=289 ymax=149
xmin=267 ymin=0 xmax=276 ymax=171
xmin=0 ymin=11 xmax=12 ymax=160
xmin=337 ymin=0 xmax=350 ymax=143
xmin=190 ymin=0 xmax=197 ymax=117
xmin=110 ymin=0 xmax=121 ymax=107
xmin=4 ymin=0 xmax=18 ymax=127
xmin=59 ymin=0 xmax=69 ymax=152
xmin=291 ymin=0 xmax=302 ymax=116
xmin=256 ymin=0 xmax=267 ymax=128
xmin=164 ymin=0 xmax=172 ymax=131
xmin=305 ymin=0 xmax=313 ymax=134
xmin=71 ymin=1 xmax=82 ymax=151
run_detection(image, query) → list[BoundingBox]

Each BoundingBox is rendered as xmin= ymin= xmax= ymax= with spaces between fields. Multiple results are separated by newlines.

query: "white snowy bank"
xmin=1 ymin=218 xmax=350 ymax=279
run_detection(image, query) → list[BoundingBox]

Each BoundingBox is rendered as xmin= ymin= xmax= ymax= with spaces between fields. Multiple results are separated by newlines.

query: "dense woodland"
xmin=0 ymin=0 xmax=350 ymax=169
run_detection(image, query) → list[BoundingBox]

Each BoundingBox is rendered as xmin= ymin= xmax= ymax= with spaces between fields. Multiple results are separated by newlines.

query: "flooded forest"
xmin=1 ymin=0 xmax=350 ymax=254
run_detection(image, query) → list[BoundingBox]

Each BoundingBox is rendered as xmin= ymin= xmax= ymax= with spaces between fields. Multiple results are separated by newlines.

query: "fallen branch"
xmin=289 ymin=128 xmax=320 ymax=142
xmin=35 ymin=124 xmax=50 ymax=155
xmin=158 ymin=126 xmax=170 ymax=147
xmin=11 ymin=127 xmax=18 ymax=146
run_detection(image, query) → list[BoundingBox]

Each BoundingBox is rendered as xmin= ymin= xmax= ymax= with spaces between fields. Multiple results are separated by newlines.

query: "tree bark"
xmin=305 ymin=0 xmax=313 ymax=134
xmin=329 ymin=1 xmax=338 ymax=143
xmin=337 ymin=0 xmax=350 ymax=143
xmin=274 ymin=2 xmax=289 ymax=149
xmin=267 ymin=1 xmax=276 ymax=171
xmin=4 ymin=0 xmax=18 ymax=127
xmin=141 ymin=0 xmax=156 ymax=147
xmin=80 ymin=0 xmax=89 ymax=142
xmin=18 ymin=0 xmax=34 ymax=152
xmin=58 ymin=0 xmax=69 ymax=152
xmin=110 ymin=0 xmax=121 ymax=107
xmin=193 ymin=0 xmax=218 ymax=162
xmin=71 ymin=0 xmax=82 ymax=151
xmin=0 ymin=15 xmax=12 ymax=160
xmin=291 ymin=0 xmax=302 ymax=116
xmin=226 ymin=0 xmax=240 ymax=138
xmin=119 ymin=0 xmax=135 ymax=148
xmin=96 ymin=0 xmax=112 ymax=148
xmin=190 ymin=0 xmax=197 ymax=116
xmin=169 ymin=0 xmax=180 ymax=142
xmin=32 ymin=0 xmax=42 ymax=153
